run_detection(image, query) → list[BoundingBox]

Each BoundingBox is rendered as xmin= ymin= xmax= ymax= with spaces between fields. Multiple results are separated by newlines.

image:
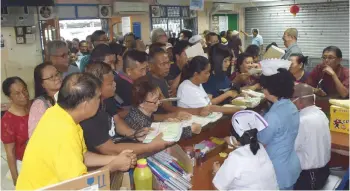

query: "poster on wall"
xmin=190 ymin=0 xmax=204 ymax=11
xmin=122 ymin=17 xmax=131 ymax=35
xmin=218 ymin=16 xmax=228 ymax=32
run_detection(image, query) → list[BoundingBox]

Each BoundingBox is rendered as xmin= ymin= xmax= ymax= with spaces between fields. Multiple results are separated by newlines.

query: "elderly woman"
xmin=230 ymin=53 xmax=261 ymax=90
xmin=124 ymin=76 xmax=201 ymax=140
xmin=289 ymin=53 xmax=309 ymax=83
xmin=150 ymin=28 xmax=168 ymax=45
xmin=258 ymin=60 xmax=301 ymax=189
xmin=1 ymin=77 xmax=31 ymax=186
xmin=28 ymin=62 xmax=62 ymax=138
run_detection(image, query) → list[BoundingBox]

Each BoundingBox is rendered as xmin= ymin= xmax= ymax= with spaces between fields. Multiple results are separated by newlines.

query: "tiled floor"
xmin=1 ymin=143 xmax=15 ymax=190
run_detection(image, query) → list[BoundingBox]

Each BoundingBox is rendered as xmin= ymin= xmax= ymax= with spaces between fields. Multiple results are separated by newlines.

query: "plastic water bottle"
xmin=133 ymin=159 xmax=153 ymax=190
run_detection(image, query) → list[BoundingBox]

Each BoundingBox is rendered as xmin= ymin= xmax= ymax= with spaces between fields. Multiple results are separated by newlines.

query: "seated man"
xmin=82 ymin=62 xmax=171 ymax=155
xmin=306 ymin=46 xmax=349 ymax=98
xmin=115 ymin=50 xmax=148 ymax=107
xmin=16 ymin=73 xmax=136 ymax=190
xmin=148 ymin=47 xmax=210 ymax=116
xmin=292 ymin=83 xmax=331 ymax=190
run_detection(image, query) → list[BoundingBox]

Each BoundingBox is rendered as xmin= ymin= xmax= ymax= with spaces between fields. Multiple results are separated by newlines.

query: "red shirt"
xmin=306 ymin=64 xmax=349 ymax=97
xmin=1 ymin=112 xmax=29 ymax=160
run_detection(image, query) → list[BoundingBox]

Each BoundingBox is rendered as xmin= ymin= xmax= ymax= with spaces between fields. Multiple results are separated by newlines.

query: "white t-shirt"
xmin=213 ymin=143 xmax=278 ymax=190
xmin=295 ymin=105 xmax=331 ymax=170
xmin=177 ymin=80 xmax=211 ymax=108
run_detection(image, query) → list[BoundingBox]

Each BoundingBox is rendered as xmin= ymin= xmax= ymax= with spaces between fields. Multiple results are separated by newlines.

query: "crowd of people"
xmin=1 ymin=26 xmax=348 ymax=190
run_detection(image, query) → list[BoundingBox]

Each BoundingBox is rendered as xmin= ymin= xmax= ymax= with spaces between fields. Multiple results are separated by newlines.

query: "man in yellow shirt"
xmin=16 ymin=73 xmax=136 ymax=190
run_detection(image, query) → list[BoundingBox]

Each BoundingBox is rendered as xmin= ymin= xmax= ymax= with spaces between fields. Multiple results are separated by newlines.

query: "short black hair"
xmin=2 ymin=76 xmax=27 ymax=97
xmin=236 ymin=53 xmax=253 ymax=73
xmin=85 ymin=61 xmax=112 ymax=81
xmin=181 ymin=56 xmax=209 ymax=83
xmin=252 ymin=29 xmax=259 ymax=33
xmin=79 ymin=40 xmax=87 ymax=47
xmin=322 ymin=46 xmax=342 ymax=58
xmin=205 ymin=32 xmax=219 ymax=41
xmin=172 ymin=41 xmax=190 ymax=61
xmin=70 ymin=47 xmax=79 ymax=54
xmin=122 ymin=50 xmax=148 ymax=72
xmin=91 ymin=30 xmax=106 ymax=44
xmin=109 ymin=42 xmax=126 ymax=56
xmin=245 ymin=44 xmax=260 ymax=57
xmin=72 ymin=38 xmax=79 ymax=43
xmin=90 ymin=44 xmax=113 ymax=62
xmin=57 ymin=73 xmax=102 ymax=110
xmin=149 ymin=47 xmax=166 ymax=63
xmin=260 ymin=68 xmax=295 ymax=99
xmin=149 ymin=42 xmax=166 ymax=54
xmin=290 ymin=53 xmax=308 ymax=68
xmin=180 ymin=30 xmax=193 ymax=39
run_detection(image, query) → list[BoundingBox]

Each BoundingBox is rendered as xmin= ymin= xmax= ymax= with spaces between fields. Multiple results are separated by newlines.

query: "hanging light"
xmin=290 ymin=0 xmax=300 ymax=17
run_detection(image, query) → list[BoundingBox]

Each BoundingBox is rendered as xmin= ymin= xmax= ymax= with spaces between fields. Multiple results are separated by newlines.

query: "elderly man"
xmin=281 ymin=28 xmax=303 ymax=60
xmin=16 ymin=73 xmax=136 ymax=190
xmin=306 ymin=46 xmax=349 ymax=98
xmin=150 ymin=28 xmax=168 ymax=45
xmin=291 ymin=83 xmax=331 ymax=190
xmin=47 ymin=40 xmax=80 ymax=79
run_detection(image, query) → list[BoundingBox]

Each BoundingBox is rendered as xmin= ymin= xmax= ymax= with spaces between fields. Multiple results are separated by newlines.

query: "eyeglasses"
xmin=42 ymin=72 xmax=61 ymax=81
xmin=321 ymin=56 xmax=337 ymax=61
xmin=52 ymin=53 xmax=69 ymax=58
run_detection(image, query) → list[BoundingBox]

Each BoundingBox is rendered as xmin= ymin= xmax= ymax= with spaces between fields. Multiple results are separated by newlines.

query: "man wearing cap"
xmin=292 ymin=83 xmax=331 ymax=190
xmin=281 ymin=28 xmax=303 ymax=60
xmin=227 ymin=30 xmax=243 ymax=57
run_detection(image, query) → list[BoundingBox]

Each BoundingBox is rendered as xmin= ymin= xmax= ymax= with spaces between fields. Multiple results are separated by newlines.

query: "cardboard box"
xmin=330 ymin=105 xmax=349 ymax=134
xmin=40 ymin=169 xmax=110 ymax=190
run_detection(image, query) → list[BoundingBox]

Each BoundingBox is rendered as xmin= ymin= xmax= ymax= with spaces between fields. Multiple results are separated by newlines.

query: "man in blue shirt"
xmin=241 ymin=29 xmax=263 ymax=53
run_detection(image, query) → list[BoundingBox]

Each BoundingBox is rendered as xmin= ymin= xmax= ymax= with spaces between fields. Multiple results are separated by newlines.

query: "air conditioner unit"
xmin=113 ymin=2 xmax=149 ymax=15
xmin=213 ymin=3 xmax=235 ymax=13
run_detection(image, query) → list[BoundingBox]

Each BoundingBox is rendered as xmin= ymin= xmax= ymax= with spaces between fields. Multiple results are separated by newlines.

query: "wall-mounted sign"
xmin=190 ymin=0 xmax=204 ymax=11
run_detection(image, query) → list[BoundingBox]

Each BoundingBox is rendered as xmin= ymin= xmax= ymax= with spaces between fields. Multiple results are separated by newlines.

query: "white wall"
xmin=1 ymin=16 xmax=43 ymax=103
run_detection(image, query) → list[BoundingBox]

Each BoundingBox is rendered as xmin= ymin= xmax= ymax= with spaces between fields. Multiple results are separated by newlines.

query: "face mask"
xmin=292 ymin=94 xmax=316 ymax=104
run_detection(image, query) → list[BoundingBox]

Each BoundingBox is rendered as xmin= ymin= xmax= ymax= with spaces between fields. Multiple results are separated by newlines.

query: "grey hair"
xmin=151 ymin=28 xmax=166 ymax=43
xmin=47 ymin=40 xmax=67 ymax=56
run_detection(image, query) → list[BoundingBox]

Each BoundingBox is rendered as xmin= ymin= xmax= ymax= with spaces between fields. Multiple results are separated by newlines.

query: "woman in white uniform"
xmin=212 ymin=110 xmax=278 ymax=190
xmin=176 ymin=56 xmax=241 ymax=114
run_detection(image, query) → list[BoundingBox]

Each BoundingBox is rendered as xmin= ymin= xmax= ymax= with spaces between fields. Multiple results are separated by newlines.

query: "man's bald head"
xmin=293 ymin=83 xmax=315 ymax=107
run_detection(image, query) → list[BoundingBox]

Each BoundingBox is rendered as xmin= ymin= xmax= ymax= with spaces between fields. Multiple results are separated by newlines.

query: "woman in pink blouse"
xmin=28 ymin=62 xmax=62 ymax=137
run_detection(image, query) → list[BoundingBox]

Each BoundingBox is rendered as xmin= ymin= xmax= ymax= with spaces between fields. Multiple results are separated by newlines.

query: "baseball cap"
xmin=284 ymin=28 xmax=298 ymax=39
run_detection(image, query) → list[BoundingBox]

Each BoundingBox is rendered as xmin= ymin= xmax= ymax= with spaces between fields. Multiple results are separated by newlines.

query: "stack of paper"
xmin=263 ymin=45 xmax=285 ymax=59
xmin=231 ymin=97 xmax=261 ymax=108
xmin=242 ymin=89 xmax=265 ymax=99
xmin=143 ymin=122 xmax=183 ymax=143
xmin=183 ymin=112 xmax=223 ymax=127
